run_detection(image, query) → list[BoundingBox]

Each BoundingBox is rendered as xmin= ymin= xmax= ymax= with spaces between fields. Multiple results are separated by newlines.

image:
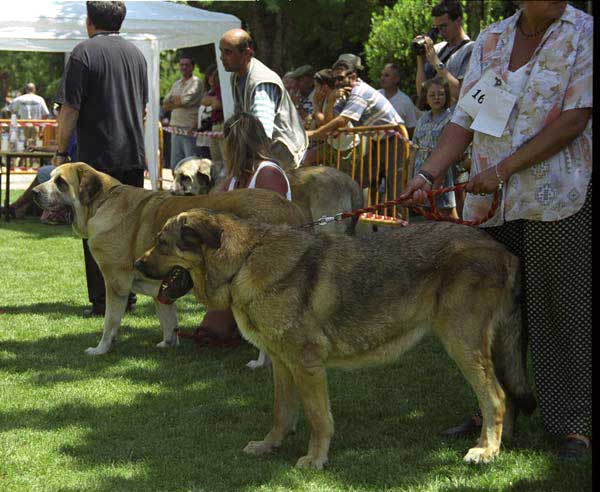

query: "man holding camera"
xmin=414 ymin=0 xmax=474 ymax=104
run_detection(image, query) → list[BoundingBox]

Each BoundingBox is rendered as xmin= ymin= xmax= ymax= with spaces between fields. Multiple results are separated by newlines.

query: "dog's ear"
xmin=77 ymin=168 xmax=102 ymax=206
xmin=178 ymin=216 xmax=222 ymax=251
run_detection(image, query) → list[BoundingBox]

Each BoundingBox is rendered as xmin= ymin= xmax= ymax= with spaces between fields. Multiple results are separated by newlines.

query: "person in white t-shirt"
xmin=8 ymin=83 xmax=49 ymax=120
xmin=378 ymin=63 xmax=418 ymax=137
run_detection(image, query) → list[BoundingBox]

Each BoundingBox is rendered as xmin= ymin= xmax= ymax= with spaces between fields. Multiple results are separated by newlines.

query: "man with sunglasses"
xmin=413 ymin=0 xmax=474 ymax=104
xmin=306 ymin=54 xmax=403 ymax=203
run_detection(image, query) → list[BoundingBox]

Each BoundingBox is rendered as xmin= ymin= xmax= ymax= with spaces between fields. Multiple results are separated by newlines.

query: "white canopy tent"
xmin=0 ymin=0 xmax=240 ymax=189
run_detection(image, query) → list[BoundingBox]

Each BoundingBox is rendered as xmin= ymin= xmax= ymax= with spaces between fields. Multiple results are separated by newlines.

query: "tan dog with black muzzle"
xmin=33 ymin=162 xmax=305 ymax=355
xmin=135 ymin=208 xmax=536 ymax=469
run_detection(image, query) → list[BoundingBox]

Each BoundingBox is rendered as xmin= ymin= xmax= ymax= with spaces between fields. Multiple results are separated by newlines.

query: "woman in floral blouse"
xmin=401 ymin=1 xmax=592 ymax=460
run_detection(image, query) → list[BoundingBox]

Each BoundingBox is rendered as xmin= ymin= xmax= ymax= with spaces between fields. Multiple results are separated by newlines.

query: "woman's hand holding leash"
xmin=398 ymin=171 xmax=434 ymax=207
xmin=465 ymin=161 xmax=506 ymax=196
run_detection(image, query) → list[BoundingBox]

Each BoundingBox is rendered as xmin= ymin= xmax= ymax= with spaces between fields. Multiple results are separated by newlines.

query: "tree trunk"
xmin=465 ymin=0 xmax=484 ymax=40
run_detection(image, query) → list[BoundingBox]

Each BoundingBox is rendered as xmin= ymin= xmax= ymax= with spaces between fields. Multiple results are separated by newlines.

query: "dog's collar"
xmin=93 ymin=184 xmax=126 ymax=210
xmin=223 ymin=228 xmax=269 ymax=285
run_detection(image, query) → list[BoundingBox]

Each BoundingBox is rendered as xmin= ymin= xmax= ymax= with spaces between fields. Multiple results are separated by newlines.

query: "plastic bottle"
xmin=16 ymin=127 xmax=26 ymax=152
xmin=9 ymin=114 xmax=18 ymax=152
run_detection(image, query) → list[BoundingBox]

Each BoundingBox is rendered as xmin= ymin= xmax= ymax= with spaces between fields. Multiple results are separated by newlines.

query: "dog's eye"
xmin=180 ymin=176 xmax=191 ymax=183
xmin=55 ymin=176 xmax=68 ymax=192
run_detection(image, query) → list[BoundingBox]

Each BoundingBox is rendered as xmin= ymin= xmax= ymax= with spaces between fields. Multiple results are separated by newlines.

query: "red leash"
xmin=414 ymin=184 xmax=500 ymax=226
xmin=337 ymin=184 xmax=500 ymax=227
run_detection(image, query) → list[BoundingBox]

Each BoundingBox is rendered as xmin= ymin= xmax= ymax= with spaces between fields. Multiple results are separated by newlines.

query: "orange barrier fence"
xmin=0 ymin=119 xmax=58 ymax=174
xmin=310 ymin=123 xmax=410 ymax=219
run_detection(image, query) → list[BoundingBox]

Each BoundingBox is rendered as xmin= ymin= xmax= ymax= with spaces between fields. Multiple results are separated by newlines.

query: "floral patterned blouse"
xmin=451 ymin=5 xmax=592 ymax=226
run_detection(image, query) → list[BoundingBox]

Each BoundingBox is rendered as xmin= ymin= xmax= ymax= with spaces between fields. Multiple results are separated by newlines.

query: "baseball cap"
xmin=288 ymin=65 xmax=313 ymax=78
xmin=334 ymin=54 xmax=364 ymax=72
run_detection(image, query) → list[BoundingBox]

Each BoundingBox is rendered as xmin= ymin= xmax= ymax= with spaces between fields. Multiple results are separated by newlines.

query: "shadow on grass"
xmin=0 ymin=217 xmax=74 ymax=239
xmin=3 ymin=298 xmax=202 ymax=319
xmin=4 ymin=326 xmax=588 ymax=492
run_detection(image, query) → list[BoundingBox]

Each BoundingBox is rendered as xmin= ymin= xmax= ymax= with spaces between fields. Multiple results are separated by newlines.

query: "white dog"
xmin=172 ymin=157 xmax=225 ymax=196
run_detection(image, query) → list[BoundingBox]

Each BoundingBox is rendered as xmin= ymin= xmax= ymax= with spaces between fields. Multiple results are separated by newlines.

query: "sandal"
xmin=558 ymin=435 xmax=591 ymax=461
xmin=179 ymin=326 xmax=242 ymax=348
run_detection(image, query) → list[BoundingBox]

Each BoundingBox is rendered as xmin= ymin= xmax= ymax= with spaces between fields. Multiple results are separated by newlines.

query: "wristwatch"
xmin=435 ymin=61 xmax=446 ymax=72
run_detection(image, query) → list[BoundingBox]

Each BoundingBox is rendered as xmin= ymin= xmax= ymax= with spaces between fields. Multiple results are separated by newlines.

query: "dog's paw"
xmin=84 ymin=345 xmax=109 ymax=356
xmin=463 ymin=446 xmax=499 ymax=464
xmin=246 ymin=359 xmax=263 ymax=370
xmin=246 ymin=351 xmax=271 ymax=370
xmin=156 ymin=337 xmax=179 ymax=349
xmin=295 ymin=454 xmax=328 ymax=470
xmin=243 ymin=440 xmax=276 ymax=456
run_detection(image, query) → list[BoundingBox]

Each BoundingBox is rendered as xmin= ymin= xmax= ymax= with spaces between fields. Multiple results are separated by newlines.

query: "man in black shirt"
xmin=55 ymin=1 xmax=148 ymax=317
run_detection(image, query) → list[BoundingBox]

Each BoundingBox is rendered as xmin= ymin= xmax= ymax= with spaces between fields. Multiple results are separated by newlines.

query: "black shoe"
xmin=83 ymin=304 xmax=105 ymax=317
xmin=558 ymin=437 xmax=591 ymax=461
xmin=440 ymin=416 xmax=482 ymax=439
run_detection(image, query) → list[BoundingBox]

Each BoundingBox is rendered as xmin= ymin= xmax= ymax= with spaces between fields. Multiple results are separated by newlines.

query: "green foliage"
xmin=0 ymin=51 xmax=64 ymax=110
xmin=196 ymin=0 xmax=386 ymax=75
xmin=365 ymin=0 xmax=433 ymax=98
xmin=159 ymin=50 xmax=207 ymax=101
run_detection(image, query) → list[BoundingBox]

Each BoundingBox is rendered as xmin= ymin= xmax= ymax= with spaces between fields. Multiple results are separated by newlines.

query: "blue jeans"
xmin=170 ymin=134 xmax=197 ymax=168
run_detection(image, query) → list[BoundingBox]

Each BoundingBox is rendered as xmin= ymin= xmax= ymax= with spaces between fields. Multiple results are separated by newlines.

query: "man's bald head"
xmin=25 ymin=83 xmax=36 ymax=94
xmin=220 ymin=29 xmax=253 ymax=53
xmin=219 ymin=28 xmax=254 ymax=75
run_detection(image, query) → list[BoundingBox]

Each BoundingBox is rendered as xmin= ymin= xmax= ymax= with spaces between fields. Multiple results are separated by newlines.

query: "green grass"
xmin=0 ymin=212 xmax=592 ymax=492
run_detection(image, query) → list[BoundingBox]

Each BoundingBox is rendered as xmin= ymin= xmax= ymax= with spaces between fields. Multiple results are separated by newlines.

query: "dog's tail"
xmin=492 ymin=257 xmax=537 ymax=415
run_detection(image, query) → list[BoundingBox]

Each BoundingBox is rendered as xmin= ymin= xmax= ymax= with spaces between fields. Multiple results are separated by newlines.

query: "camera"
xmin=411 ymin=27 xmax=439 ymax=55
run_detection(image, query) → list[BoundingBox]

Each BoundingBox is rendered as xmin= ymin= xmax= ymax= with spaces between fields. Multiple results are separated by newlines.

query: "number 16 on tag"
xmin=471 ymin=89 xmax=485 ymax=105
xmin=457 ymin=69 xmax=499 ymax=118
xmin=458 ymin=84 xmax=489 ymax=118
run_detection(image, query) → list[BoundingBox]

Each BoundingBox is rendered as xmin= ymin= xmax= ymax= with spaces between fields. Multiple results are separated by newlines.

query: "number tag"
xmin=469 ymin=87 xmax=517 ymax=138
xmin=458 ymin=69 xmax=517 ymax=138
xmin=457 ymin=69 xmax=504 ymax=119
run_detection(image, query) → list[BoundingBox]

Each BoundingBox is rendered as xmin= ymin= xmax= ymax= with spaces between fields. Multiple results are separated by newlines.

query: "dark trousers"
xmin=83 ymin=168 xmax=145 ymax=306
xmin=485 ymin=183 xmax=592 ymax=437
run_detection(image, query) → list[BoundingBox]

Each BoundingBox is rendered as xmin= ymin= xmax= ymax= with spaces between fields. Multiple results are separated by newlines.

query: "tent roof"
xmin=0 ymin=0 xmax=240 ymax=52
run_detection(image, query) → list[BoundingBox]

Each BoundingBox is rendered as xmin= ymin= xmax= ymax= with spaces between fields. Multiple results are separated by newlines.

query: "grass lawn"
xmin=0 ymin=207 xmax=592 ymax=492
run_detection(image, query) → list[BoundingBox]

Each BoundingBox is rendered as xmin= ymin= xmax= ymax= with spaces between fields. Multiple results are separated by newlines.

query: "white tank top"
xmin=507 ymin=64 xmax=528 ymax=95
xmin=227 ymin=161 xmax=292 ymax=201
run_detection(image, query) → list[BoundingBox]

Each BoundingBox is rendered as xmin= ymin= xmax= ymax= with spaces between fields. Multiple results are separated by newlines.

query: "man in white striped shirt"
xmin=307 ymin=54 xmax=404 ymax=202
xmin=219 ymin=29 xmax=307 ymax=169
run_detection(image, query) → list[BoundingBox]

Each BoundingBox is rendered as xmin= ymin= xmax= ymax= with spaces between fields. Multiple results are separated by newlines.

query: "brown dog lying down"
xmin=135 ymin=209 xmax=536 ymax=469
xmin=32 ymin=163 xmax=306 ymax=355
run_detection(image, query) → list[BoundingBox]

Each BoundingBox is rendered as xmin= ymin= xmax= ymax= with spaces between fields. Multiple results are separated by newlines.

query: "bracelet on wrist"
xmin=417 ymin=170 xmax=435 ymax=187
xmin=494 ymin=164 xmax=504 ymax=190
